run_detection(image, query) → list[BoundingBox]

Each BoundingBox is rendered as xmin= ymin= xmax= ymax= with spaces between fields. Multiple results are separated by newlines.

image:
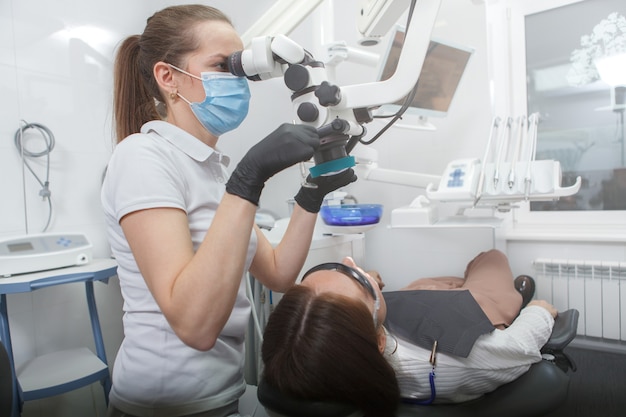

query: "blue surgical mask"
xmin=169 ymin=64 xmax=251 ymax=137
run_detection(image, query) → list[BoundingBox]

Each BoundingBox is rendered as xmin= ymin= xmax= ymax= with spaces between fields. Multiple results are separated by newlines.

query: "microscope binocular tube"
xmin=227 ymin=35 xmax=367 ymax=177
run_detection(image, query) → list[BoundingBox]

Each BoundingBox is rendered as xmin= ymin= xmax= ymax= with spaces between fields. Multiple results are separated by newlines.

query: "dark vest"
xmin=383 ymin=290 xmax=495 ymax=358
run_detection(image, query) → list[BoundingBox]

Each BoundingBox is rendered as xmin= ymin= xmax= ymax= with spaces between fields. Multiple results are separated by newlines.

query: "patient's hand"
xmin=527 ymin=300 xmax=558 ymax=318
xmin=367 ymin=270 xmax=385 ymax=290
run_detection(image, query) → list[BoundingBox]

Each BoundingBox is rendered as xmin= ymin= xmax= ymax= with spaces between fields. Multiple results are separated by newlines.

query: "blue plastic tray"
xmin=320 ymin=204 xmax=383 ymax=226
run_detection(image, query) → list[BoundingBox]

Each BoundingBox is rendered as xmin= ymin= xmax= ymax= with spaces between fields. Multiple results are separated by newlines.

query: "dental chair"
xmin=257 ymin=309 xmax=579 ymax=417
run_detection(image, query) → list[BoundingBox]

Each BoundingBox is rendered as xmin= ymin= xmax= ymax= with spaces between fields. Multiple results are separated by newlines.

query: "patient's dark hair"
xmin=262 ymin=285 xmax=399 ymax=417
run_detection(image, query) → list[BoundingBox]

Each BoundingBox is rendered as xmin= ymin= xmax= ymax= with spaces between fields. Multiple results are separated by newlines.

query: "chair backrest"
xmin=0 ymin=342 xmax=13 ymax=417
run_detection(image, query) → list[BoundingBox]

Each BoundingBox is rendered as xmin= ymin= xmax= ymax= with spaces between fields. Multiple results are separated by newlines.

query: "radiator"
xmin=533 ymin=258 xmax=626 ymax=342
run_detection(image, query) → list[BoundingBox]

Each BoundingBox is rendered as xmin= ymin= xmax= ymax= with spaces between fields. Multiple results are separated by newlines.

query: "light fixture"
xmin=595 ymin=53 xmax=626 ymax=109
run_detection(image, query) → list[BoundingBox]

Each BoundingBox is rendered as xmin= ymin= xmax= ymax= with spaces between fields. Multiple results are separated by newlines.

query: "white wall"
xmin=1 ymin=0 xmax=126 ymax=414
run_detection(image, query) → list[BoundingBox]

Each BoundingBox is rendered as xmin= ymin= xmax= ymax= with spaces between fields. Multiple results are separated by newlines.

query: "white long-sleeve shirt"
xmin=386 ymin=305 xmax=555 ymax=403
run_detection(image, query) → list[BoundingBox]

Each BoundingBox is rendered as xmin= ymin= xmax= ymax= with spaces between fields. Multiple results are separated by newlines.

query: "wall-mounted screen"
xmin=377 ymin=26 xmax=474 ymax=118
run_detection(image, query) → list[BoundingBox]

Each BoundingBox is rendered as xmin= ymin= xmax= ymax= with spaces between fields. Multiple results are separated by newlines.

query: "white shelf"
xmin=389 ymin=216 xmax=503 ymax=229
xmin=17 ymin=347 xmax=108 ymax=394
xmin=503 ymin=225 xmax=626 ymax=243
xmin=0 ymin=259 xmax=116 ymax=414
xmin=595 ymin=104 xmax=626 ymax=112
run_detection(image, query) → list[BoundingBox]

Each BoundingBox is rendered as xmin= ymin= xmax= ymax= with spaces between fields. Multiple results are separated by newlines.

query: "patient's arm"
xmin=493 ymin=304 xmax=556 ymax=358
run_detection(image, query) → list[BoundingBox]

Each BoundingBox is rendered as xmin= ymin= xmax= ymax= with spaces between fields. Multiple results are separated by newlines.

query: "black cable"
xmin=359 ymin=0 xmax=421 ymax=146
xmin=361 ymin=79 xmax=419 ymax=145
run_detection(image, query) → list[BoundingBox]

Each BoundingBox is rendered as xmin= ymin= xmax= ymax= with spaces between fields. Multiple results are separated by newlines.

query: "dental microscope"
xmin=227 ymin=0 xmax=442 ymax=178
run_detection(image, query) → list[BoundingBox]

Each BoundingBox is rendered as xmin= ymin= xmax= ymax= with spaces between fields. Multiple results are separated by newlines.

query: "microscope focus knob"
xmin=315 ymin=81 xmax=342 ymax=107
xmin=297 ymin=102 xmax=319 ymax=122
xmin=284 ymin=64 xmax=310 ymax=92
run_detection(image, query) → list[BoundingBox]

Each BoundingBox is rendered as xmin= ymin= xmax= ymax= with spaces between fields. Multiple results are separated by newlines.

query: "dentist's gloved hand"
xmin=226 ymin=124 xmax=319 ymax=205
xmin=294 ymin=169 xmax=357 ymax=213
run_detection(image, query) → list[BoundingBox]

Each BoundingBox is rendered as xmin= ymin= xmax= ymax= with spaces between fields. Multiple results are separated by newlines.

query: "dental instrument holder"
xmin=426 ymin=114 xmax=582 ymax=211
xmin=391 ymin=195 xmax=439 ymax=226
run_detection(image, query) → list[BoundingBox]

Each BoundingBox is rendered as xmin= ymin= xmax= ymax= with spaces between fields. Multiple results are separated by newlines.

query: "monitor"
xmin=377 ymin=26 xmax=474 ymax=119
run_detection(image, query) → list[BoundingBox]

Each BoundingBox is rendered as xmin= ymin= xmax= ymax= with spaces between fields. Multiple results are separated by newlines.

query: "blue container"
xmin=320 ymin=204 xmax=383 ymax=226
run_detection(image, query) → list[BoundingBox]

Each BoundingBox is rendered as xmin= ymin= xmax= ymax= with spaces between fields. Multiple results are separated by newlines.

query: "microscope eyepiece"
xmin=227 ymin=51 xmax=261 ymax=81
xmin=227 ymin=51 xmax=245 ymax=77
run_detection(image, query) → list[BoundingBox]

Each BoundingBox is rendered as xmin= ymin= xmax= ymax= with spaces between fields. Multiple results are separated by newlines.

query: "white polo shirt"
xmin=101 ymin=121 xmax=256 ymax=416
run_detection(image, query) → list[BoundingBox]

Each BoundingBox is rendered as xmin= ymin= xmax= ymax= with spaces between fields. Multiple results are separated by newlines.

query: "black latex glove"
xmin=226 ymin=124 xmax=319 ymax=205
xmin=294 ymin=168 xmax=358 ymax=213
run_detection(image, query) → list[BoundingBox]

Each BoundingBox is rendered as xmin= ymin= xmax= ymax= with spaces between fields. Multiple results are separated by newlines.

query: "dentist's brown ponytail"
xmin=112 ymin=5 xmax=232 ymax=143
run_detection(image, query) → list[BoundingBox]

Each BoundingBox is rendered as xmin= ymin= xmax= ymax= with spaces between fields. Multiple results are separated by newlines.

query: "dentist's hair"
xmin=112 ymin=4 xmax=232 ymax=142
xmin=262 ymin=285 xmax=399 ymax=417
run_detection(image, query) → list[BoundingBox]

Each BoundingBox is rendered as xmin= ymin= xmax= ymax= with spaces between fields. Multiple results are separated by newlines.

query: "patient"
xmin=261 ymin=250 xmax=557 ymax=417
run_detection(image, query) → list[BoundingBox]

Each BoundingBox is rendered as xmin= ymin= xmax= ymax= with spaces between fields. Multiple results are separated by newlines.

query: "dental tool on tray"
xmin=491 ymin=116 xmax=512 ymax=192
xmin=473 ymin=116 xmax=499 ymax=206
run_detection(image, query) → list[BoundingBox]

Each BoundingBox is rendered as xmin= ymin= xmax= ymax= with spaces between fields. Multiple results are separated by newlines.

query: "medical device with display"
xmin=228 ymin=0 xmax=443 ymax=177
xmin=0 ymin=233 xmax=92 ymax=277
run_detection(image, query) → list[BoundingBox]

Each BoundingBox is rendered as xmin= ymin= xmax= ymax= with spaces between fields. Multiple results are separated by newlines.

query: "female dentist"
xmin=101 ymin=4 xmax=356 ymax=417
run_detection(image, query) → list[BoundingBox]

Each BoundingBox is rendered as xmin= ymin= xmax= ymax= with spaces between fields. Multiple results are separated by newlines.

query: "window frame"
xmin=489 ymin=0 xmax=626 ymax=228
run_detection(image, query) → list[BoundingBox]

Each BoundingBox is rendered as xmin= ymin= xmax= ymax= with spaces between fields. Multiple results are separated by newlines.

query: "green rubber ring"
xmin=309 ymin=156 xmax=355 ymax=178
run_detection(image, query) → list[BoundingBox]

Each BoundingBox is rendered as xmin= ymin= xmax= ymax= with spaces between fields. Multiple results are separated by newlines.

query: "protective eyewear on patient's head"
xmin=302 ymin=262 xmax=381 ymax=326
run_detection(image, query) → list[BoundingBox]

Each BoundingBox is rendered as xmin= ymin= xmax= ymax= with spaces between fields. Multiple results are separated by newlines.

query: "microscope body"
xmin=227 ymin=0 xmax=443 ymax=176
xmin=229 ymin=34 xmax=364 ymax=177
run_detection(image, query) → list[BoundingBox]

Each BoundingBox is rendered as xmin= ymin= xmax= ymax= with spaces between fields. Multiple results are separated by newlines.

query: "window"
xmin=492 ymin=0 xmax=626 ymax=225
xmin=526 ymin=0 xmax=626 ymax=212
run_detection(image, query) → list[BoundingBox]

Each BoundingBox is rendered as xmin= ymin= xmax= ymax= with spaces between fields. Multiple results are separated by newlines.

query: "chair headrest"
xmin=257 ymin=379 xmax=360 ymax=417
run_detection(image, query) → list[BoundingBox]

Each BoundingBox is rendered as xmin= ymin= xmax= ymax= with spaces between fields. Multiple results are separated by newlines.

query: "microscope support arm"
xmin=240 ymin=0 xmax=326 ymax=48
xmin=335 ymin=0 xmax=441 ymax=110
xmin=231 ymin=0 xmax=442 ymax=126
xmin=359 ymin=164 xmax=442 ymax=189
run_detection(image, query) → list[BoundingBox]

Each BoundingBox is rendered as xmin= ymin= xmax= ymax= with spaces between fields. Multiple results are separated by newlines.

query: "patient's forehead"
xmin=300 ymin=270 xmax=370 ymax=301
